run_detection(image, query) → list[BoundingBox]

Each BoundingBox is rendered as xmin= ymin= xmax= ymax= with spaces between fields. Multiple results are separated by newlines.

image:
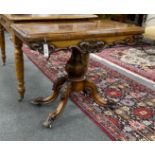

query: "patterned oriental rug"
xmin=23 ymin=45 xmax=155 ymax=141
xmin=97 ymin=46 xmax=155 ymax=82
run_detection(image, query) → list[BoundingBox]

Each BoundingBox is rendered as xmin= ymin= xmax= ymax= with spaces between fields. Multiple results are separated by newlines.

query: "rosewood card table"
xmin=11 ymin=20 xmax=144 ymax=128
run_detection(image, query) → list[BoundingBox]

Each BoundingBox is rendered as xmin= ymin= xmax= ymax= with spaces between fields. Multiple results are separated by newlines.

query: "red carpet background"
xmin=23 ymin=45 xmax=155 ymax=141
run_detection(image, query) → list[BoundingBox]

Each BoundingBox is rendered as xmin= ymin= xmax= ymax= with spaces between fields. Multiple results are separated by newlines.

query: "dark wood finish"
xmin=11 ymin=20 xmax=144 ymax=128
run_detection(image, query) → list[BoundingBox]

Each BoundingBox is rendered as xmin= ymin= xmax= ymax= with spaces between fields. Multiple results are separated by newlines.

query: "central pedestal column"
xmin=31 ymin=44 xmax=107 ymax=128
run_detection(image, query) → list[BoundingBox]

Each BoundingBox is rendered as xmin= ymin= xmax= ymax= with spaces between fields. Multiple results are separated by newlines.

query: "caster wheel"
xmin=43 ymin=119 xmax=54 ymax=129
xmin=49 ymin=123 xmax=53 ymax=129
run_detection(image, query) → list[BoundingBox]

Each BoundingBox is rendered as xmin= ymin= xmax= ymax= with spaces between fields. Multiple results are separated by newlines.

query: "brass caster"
xmin=49 ymin=123 xmax=53 ymax=129
xmin=42 ymin=114 xmax=55 ymax=129
xmin=43 ymin=119 xmax=54 ymax=129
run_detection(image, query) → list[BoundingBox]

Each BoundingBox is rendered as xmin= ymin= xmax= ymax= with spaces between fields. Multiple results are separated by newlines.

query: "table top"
xmin=1 ymin=14 xmax=98 ymax=21
xmin=11 ymin=20 xmax=144 ymax=43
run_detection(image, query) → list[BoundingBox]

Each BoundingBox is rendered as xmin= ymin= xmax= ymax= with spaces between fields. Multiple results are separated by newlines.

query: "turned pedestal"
xmin=31 ymin=45 xmax=107 ymax=128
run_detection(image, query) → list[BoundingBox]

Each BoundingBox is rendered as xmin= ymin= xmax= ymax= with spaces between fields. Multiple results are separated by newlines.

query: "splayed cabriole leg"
xmin=0 ymin=24 xmax=6 ymax=65
xmin=43 ymin=82 xmax=71 ymax=128
xmin=31 ymin=76 xmax=67 ymax=105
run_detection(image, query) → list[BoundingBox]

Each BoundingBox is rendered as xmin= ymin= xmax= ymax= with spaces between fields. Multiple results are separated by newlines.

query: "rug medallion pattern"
xmin=97 ymin=46 xmax=155 ymax=82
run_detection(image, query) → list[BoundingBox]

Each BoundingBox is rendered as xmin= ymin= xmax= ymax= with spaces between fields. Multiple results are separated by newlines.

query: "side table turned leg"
xmin=13 ymin=35 xmax=25 ymax=101
xmin=0 ymin=25 xmax=6 ymax=65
